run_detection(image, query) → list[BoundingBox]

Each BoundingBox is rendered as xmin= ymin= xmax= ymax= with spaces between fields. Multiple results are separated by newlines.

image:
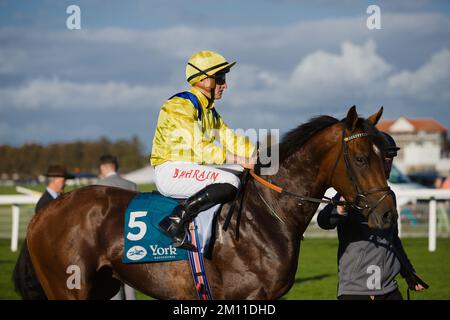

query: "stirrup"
xmin=172 ymin=231 xmax=196 ymax=251
xmin=158 ymin=216 xmax=196 ymax=251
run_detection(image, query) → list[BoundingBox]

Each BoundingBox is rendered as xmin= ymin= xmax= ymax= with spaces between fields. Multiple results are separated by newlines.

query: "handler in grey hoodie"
xmin=317 ymin=132 xmax=427 ymax=300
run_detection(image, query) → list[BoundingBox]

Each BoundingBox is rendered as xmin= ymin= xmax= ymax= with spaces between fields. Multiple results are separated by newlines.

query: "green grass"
xmin=1 ymin=238 xmax=449 ymax=300
xmin=0 ymin=239 xmax=21 ymax=299
xmin=0 ymin=186 xmax=22 ymax=195
xmin=283 ymin=238 xmax=450 ymax=299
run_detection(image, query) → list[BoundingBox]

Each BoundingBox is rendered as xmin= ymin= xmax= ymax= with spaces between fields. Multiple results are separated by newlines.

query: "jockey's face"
xmin=214 ymin=80 xmax=228 ymax=100
xmin=195 ymin=77 xmax=228 ymax=100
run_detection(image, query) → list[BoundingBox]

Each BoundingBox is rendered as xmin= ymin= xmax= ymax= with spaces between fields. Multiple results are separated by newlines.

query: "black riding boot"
xmin=158 ymin=183 xmax=237 ymax=250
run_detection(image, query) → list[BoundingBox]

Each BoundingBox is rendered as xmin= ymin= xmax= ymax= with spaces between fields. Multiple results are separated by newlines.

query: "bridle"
xmin=338 ymin=129 xmax=394 ymax=215
xmin=250 ymin=128 xmax=394 ymax=217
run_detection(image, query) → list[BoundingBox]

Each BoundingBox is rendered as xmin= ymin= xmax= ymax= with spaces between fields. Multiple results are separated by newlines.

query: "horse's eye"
xmin=355 ymin=156 xmax=367 ymax=167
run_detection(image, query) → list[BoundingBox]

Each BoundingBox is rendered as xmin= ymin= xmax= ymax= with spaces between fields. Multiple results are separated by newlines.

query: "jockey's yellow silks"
xmin=150 ymin=87 xmax=255 ymax=166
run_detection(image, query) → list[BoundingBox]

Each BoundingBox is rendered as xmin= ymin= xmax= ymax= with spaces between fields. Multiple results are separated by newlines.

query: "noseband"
xmin=250 ymin=128 xmax=394 ymax=215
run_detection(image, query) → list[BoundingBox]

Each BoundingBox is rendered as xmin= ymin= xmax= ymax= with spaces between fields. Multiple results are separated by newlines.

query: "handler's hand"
xmin=336 ymin=196 xmax=347 ymax=215
xmin=406 ymin=273 xmax=428 ymax=291
xmin=415 ymin=284 xmax=426 ymax=291
xmin=413 ymin=274 xmax=426 ymax=291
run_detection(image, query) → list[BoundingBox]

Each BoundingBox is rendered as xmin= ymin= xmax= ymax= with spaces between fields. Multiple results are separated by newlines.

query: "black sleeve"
xmin=35 ymin=192 xmax=53 ymax=214
xmin=317 ymin=193 xmax=348 ymax=230
xmin=392 ymin=224 xmax=416 ymax=277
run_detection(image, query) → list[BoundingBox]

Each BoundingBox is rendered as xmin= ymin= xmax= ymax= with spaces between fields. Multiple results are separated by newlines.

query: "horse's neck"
xmin=264 ymin=133 xmax=335 ymax=235
xmin=214 ymin=128 xmax=337 ymax=292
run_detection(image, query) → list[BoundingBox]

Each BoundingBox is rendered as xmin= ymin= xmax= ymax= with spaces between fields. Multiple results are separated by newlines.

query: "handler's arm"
xmin=317 ymin=193 xmax=348 ymax=230
xmin=393 ymin=225 xmax=416 ymax=277
xmin=393 ymin=225 xmax=428 ymax=291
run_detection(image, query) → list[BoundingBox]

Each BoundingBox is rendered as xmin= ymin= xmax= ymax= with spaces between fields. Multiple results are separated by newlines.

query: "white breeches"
xmin=154 ymin=161 xmax=241 ymax=199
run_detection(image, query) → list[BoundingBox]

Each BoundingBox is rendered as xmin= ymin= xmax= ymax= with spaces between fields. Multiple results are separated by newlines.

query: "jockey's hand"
xmin=237 ymin=156 xmax=256 ymax=170
xmin=241 ymin=161 xmax=255 ymax=170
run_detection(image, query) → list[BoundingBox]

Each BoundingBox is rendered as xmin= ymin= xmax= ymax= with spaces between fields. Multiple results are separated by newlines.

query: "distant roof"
xmin=377 ymin=117 xmax=448 ymax=133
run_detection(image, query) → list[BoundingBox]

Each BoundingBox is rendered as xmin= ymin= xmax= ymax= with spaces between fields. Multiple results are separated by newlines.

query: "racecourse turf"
xmin=1 ymin=238 xmax=449 ymax=300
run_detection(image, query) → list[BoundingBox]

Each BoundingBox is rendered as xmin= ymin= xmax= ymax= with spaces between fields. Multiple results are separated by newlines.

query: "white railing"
xmin=2 ymin=189 xmax=450 ymax=253
xmin=396 ymin=188 xmax=450 ymax=252
xmin=0 ymin=194 xmax=40 ymax=252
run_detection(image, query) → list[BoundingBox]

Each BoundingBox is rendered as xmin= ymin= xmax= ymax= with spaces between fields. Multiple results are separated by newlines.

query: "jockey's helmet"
xmin=186 ymin=51 xmax=236 ymax=86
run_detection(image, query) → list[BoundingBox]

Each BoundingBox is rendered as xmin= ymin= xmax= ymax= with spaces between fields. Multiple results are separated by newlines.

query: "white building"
xmin=377 ymin=117 xmax=449 ymax=174
xmin=123 ymin=166 xmax=155 ymax=184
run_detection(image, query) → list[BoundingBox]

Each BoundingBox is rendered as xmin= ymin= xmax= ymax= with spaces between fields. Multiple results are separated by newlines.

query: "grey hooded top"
xmin=317 ymin=193 xmax=415 ymax=297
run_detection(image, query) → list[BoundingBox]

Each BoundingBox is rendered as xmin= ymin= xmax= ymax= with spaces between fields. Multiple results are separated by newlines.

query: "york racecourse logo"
xmin=126 ymin=245 xmax=147 ymax=261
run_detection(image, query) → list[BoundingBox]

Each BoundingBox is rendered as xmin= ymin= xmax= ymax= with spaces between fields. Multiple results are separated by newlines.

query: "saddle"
xmin=190 ymin=164 xmax=248 ymax=257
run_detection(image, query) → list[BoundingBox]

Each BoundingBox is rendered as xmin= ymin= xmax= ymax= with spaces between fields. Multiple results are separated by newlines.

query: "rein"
xmin=250 ymin=129 xmax=393 ymax=215
xmin=249 ymin=170 xmax=346 ymax=207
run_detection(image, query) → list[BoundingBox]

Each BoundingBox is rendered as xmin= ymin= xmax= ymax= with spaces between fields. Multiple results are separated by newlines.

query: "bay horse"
xmin=14 ymin=106 xmax=397 ymax=299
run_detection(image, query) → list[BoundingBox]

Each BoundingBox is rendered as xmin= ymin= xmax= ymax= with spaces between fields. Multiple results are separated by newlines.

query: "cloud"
xmin=0 ymin=77 xmax=176 ymax=111
xmin=291 ymin=40 xmax=392 ymax=86
xmin=222 ymin=38 xmax=450 ymax=130
xmin=287 ymin=39 xmax=392 ymax=106
xmin=0 ymin=122 xmax=10 ymax=142
xmin=3 ymin=38 xmax=448 ymax=147
xmin=0 ymin=48 xmax=27 ymax=74
xmin=1 ymin=11 xmax=449 ymax=146
xmin=2 ymin=12 xmax=449 ymax=83
xmin=388 ymin=48 xmax=450 ymax=103
xmin=226 ymin=39 xmax=393 ymax=114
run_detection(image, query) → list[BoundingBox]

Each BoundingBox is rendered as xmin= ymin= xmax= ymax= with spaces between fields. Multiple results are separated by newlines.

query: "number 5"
xmin=127 ymin=211 xmax=147 ymax=241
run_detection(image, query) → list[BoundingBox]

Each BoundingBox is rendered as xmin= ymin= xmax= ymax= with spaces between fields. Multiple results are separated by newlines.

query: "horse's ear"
xmin=368 ymin=106 xmax=384 ymax=125
xmin=345 ymin=105 xmax=358 ymax=131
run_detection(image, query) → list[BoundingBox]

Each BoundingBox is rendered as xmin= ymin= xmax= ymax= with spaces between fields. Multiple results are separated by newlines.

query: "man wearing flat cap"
xmin=35 ymin=165 xmax=74 ymax=214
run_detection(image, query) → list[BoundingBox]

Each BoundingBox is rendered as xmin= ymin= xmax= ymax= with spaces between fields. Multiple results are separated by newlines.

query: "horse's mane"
xmin=278 ymin=115 xmax=384 ymax=162
xmin=279 ymin=115 xmax=339 ymax=161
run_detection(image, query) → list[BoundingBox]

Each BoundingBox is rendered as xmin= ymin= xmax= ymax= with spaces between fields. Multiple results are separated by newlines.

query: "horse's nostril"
xmin=382 ymin=211 xmax=392 ymax=224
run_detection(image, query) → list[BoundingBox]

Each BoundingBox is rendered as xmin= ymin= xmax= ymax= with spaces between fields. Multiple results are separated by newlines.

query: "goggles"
xmin=214 ymin=72 xmax=227 ymax=85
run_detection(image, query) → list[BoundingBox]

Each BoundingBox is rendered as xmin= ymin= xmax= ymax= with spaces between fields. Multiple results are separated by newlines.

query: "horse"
xmin=14 ymin=106 xmax=397 ymax=299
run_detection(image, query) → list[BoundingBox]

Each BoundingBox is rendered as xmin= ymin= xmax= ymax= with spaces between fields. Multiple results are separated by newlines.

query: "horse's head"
xmin=330 ymin=106 xmax=397 ymax=229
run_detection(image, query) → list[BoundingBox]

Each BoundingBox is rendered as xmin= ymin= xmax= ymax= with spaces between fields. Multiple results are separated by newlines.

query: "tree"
xmin=0 ymin=137 xmax=147 ymax=180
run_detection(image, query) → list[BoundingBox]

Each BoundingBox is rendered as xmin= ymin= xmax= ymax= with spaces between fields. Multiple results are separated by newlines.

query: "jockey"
xmin=151 ymin=50 xmax=256 ymax=250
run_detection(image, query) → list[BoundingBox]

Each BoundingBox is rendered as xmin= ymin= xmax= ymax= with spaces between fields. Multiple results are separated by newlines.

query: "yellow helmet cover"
xmin=186 ymin=50 xmax=236 ymax=85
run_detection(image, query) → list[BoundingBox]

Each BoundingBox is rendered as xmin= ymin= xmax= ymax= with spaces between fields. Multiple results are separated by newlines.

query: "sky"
xmin=0 ymin=0 xmax=449 ymax=153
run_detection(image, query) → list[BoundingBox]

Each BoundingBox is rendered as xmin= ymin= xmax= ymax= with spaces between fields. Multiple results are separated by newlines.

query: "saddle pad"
xmin=122 ymin=192 xmax=218 ymax=264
